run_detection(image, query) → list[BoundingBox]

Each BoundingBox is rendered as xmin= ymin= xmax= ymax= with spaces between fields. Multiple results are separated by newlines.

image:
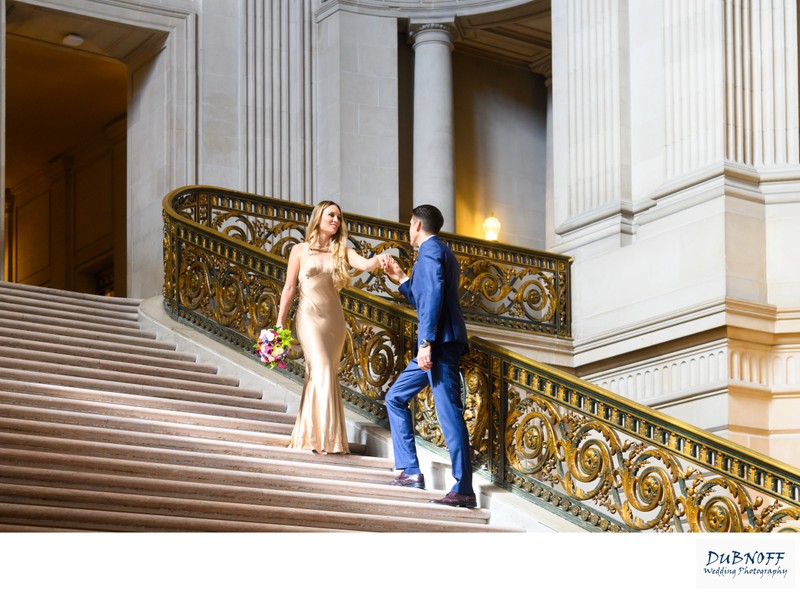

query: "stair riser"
xmin=0 ymin=370 xmax=269 ymax=408
xmin=0 ymin=287 xmax=141 ymax=312
xmin=0 ymin=390 xmax=294 ymax=429
xmin=0 ymin=503 xmax=337 ymax=532
xmin=0 ymin=447 xmax=432 ymax=504
xmin=0 ymin=395 xmax=295 ymax=435
xmin=0 ymin=414 xmax=292 ymax=448
xmin=0 ymin=361 xmax=259 ymax=397
xmin=0 ymin=333 xmax=203 ymax=368
xmin=0 ymin=432 xmax=394 ymax=476
xmin=0 ymin=310 xmax=156 ymax=340
xmin=0 ymin=295 xmax=140 ymax=327
xmin=0 ymin=317 xmax=179 ymax=352
xmin=0 ymin=281 xmax=141 ymax=309
xmin=0 ymin=380 xmax=290 ymax=420
xmin=0 ymin=345 xmax=240 ymax=387
xmin=0 ymin=523 xmax=87 ymax=532
xmin=0 ymin=467 xmax=489 ymax=524
xmin=0 ymin=485 xmax=496 ymax=532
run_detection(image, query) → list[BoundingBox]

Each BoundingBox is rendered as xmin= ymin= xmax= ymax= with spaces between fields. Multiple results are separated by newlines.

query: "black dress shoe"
xmin=389 ymin=471 xmax=425 ymax=489
xmin=430 ymin=491 xmax=477 ymax=508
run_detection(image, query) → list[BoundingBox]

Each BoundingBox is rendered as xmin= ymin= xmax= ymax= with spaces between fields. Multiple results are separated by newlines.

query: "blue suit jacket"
xmin=399 ymin=235 xmax=468 ymax=353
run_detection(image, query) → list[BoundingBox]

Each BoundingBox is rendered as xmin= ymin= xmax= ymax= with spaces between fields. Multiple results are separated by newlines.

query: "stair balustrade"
xmin=165 ymin=185 xmax=571 ymax=337
xmin=163 ymin=185 xmax=800 ymax=533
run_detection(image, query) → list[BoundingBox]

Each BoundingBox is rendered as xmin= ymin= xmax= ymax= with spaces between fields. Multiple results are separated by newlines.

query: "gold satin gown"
xmin=289 ymin=247 xmax=350 ymax=453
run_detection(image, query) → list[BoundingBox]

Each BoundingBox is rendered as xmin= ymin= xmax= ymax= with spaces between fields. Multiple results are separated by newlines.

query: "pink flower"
xmin=253 ymin=325 xmax=294 ymax=369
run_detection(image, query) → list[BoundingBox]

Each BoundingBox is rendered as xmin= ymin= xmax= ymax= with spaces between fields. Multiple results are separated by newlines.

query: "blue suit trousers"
xmin=385 ymin=342 xmax=473 ymax=495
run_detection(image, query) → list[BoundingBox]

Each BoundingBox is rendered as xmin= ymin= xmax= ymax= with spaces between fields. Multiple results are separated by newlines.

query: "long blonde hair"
xmin=306 ymin=200 xmax=351 ymax=289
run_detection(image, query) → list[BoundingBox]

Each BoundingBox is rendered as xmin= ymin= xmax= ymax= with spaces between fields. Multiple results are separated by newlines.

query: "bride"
xmin=275 ymin=201 xmax=387 ymax=453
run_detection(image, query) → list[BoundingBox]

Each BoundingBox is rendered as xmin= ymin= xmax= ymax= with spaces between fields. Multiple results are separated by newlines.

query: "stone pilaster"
xmin=244 ymin=0 xmax=314 ymax=202
xmin=723 ymin=0 xmax=799 ymax=168
xmin=663 ymin=0 xmax=725 ymax=179
xmin=315 ymin=8 xmax=400 ymax=220
xmin=551 ymin=0 xmax=632 ymax=242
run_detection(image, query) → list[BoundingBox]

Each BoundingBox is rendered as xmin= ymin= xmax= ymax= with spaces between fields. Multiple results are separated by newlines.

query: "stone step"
xmin=0 ymin=281 xmax=499 ymax=532
xmin=0 ymin=309 xmax=156 ymax=341
xmin=0 ymin=316 xmax=182 ymax=354
xmin=0 ymin=447 xmax=433 ymax=505
xmin=0 ymin=464 xmax=492 ymax=525
xmin=0 ymin=292 xmax=140 ymax=328
xmin=0 ymin=379 xmax=289 ymax=421
xmin=0 ymin=523 xmax=88 ymax=532
xmin=0 ymin=407 xmax=294 ymax=447
xmin=0 ymin=392 xmax=295 ymax=435
xmin=0 ymin=280 xmax=141 ymax=310
xmin=0 ymin=502 xmax=339 ymax=532
xmin=0 ymin=344 xmax=240 ymax=388
xmin=0 ymin=483 xmax=501 ymax=532
xmin=0 ymin=368 xmax=273 ymax=409
xmin=0 ymin=334 xmax=213 ymax=372
xmin=0 ymin=431 xmax=394 ymax=478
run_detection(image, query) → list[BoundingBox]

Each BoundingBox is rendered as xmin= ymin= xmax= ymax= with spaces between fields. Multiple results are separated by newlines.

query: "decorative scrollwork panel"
xmin=168 ymin=186 xmax=572 ymax=337
xmin=499 ymin=366 xmax=800 ymax=533
xmin=342 ymin=314 xmax=401 ymax=404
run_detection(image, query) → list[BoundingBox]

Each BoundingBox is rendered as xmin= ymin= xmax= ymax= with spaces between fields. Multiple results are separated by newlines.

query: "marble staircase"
xmin=0 ymin=281 xmax=511 ymax=532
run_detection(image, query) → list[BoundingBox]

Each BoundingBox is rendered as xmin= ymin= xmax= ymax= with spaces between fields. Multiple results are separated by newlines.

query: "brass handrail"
xmin=163 ymin=186 xmax=800 ymax=532
xmin=166 ymin=185 xmax=572 ymax=337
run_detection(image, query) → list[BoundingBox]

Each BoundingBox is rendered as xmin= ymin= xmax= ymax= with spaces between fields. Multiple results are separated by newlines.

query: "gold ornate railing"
xmin=166 ymin=185 xmax=571 ymax=337
xmin=163 ymin=186 xmax=800 ymax=533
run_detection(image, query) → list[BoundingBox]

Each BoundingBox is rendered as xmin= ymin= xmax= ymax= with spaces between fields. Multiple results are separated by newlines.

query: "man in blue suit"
xmin=381 ymin=204 xmax=476 ymax=508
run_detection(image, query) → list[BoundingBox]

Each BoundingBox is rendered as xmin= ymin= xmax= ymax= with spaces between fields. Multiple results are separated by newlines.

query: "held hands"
xmin=375 ymin=253 xmax=392 ymax=271
xmin=379 ymin=255 xmax=408 ymax=284
xmin=377 ymin=255 xmax=427 ymax=368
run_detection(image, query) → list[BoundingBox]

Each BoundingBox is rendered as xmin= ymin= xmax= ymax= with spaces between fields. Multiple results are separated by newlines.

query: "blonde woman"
xmin=276 ymin=201 xmax=386 ymax=453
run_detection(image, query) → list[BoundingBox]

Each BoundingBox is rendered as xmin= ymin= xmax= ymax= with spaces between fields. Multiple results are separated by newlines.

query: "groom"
xmin=381 ymin=204 xmax=476 ymax=508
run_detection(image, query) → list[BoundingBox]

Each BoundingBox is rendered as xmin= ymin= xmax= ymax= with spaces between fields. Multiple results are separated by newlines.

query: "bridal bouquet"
xmin=254 ymin=326 xmax=294 ymax=369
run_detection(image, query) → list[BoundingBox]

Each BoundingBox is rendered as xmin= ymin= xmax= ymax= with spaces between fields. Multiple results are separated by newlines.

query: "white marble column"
xmin=411 ymin=22 xmax=455 ymax=232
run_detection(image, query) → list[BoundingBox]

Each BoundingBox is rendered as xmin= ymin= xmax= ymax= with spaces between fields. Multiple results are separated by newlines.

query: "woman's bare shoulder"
xmin=288 ymin=242 xmax=309 ymax=261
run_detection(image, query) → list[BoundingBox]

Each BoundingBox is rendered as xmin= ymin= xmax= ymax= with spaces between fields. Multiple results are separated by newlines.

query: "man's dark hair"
xmin=411 ymin=204 xmax=444 ymax=234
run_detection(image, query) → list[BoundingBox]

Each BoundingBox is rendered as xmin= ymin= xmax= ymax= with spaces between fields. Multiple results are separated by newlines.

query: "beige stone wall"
xmin=453 ymin=51 xmax=547 ymax=247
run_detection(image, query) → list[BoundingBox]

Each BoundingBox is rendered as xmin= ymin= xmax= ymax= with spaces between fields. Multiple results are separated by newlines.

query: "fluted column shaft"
xmin=244 ymin=0 xmax=313 ymax=202
xmin=723 ymin=0 xmax=799 ymax=168
xmin=411 ymin=23 xmax=455 ymax=232
xmin=552 ymin=0 xmax=630 ymax=231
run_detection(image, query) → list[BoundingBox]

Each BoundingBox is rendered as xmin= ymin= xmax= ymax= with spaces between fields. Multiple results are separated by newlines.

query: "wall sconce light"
xmin=483 ymin=213 xmax=501 ymax=241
